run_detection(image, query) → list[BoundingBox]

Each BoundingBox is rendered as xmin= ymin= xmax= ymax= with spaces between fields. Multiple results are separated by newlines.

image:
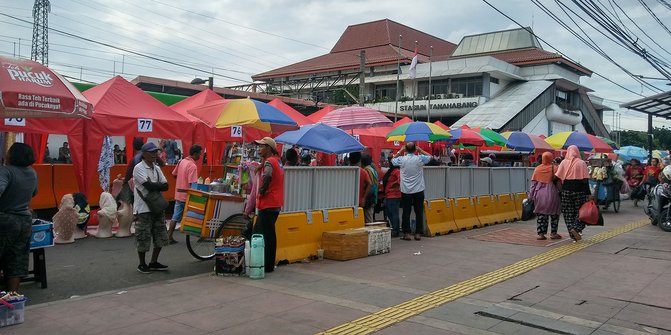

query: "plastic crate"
xmin=30 ymin=220 xmax=54 ymax=249
xmin=0 ymin=298 xmax=26 ymax=328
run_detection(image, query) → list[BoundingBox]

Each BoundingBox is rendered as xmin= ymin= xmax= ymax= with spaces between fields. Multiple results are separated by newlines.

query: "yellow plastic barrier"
xmin=323 ymin=207 xmax=365 ymax=232
xmin=452 ymin=197 xmax=481 ymax=231
xmin=275 ymin=212 xmax=318 ymax=265
xmin=274 ymin=207 xmax=364 ymax=265
xmin=424 ymin=199 xmax=458 ymax=236
xmin=474 ymin=195 xmax=500 ymax=226
xmin=495 ymin=194 xmax=519 ymax=222
xmin=514 ymin=192 xmax=528 ymax=218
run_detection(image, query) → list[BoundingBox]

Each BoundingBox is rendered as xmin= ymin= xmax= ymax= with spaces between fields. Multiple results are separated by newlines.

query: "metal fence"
xmin=283 ymin=166 xmax=359 ymax=213
xmin=284 ymin=166 xmax=534 ymax=212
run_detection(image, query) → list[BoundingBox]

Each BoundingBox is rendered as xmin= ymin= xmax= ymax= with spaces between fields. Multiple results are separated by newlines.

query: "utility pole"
xmin=359 ymin=50 xmax=365 ymax=106
xmin=394 ymin=35 xmax=402 ymax=122
xmin=31 ymin=0 xmax=51 ymax=65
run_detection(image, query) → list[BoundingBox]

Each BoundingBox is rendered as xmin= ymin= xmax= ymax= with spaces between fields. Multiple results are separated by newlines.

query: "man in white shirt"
xmin=392 ymin=142 xmax=431 ymax=241
xmin=133 ymin=142 xmax=170 ymax=274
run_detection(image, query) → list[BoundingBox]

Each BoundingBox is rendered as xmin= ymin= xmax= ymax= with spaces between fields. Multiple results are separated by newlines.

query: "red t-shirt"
xmin=359 ymin=167 xmax=371 ymax=206
xmin=384 ymin=168 xmax=401 ymax=199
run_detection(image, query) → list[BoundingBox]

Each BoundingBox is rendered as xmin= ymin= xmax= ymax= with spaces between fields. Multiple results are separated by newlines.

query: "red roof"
xmin=253 ymin=19 xmax=456 ymax=81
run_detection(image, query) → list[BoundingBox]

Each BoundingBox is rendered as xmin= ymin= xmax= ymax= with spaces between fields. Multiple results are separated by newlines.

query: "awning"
xmin=620 ymin=90 xmax=671 ymax=120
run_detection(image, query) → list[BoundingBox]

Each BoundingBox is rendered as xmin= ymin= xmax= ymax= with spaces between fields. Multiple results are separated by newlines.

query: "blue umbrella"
xmin=615 ymin=145 xmax=648 ymax=163
xmin=274 ymin=123 xmax=364 ymax=154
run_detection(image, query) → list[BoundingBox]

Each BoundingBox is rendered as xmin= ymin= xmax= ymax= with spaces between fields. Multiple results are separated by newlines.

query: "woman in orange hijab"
xmin=554 ymin=145 xmax=591 ymax=241
xmin=530 ymin=152 xmax=562 ymax=240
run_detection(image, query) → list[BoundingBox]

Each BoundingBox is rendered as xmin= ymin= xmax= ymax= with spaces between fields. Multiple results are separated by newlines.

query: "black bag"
xmin=631 ymin=185 xmax=646 ymax=200
xmin=521 ymin=199 xmax=535 ymax=221
xmin=136 ymin=188 xmax=169 ymax=214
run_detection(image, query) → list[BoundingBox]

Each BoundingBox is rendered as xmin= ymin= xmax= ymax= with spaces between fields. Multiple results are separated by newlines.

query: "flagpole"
xmin=411 ymin=41 xmax=417 ymax=121
xmin=394 ymin=34 xmax=402 ymax=123
xmin=427 ymin=45 xmax=433 ymax=123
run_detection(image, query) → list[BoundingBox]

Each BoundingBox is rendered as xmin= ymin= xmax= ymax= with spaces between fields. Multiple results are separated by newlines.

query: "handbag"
xmin=578 ymin=200 xmax=599 ymax=225
xmin=521 ymin=199 xmax=535 ymax=221
xmin=136 ymin=188 xmax=168 ymax=215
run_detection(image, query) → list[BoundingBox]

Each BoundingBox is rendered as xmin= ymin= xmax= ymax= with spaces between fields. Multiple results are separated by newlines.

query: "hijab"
xmin=554 ymin=145 xmax=589 ymax=181
xmin=532 ymin=152 xmax=554 ymax=183
xmin=98 ymin=192 xmax=118 ymax=218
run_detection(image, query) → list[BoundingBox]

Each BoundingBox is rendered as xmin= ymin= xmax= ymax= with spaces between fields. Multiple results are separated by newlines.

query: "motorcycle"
xmin=644 ymin=182 xmax=671 ymax=232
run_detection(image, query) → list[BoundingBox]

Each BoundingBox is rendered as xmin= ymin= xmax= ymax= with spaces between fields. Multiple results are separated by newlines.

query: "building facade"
xmin=251 ymin=19 xmax=610 ymax=137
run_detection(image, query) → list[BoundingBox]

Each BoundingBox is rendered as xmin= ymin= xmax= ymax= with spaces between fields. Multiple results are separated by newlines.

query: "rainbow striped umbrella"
xmin=447 ymin=127 xmax=495 ymax=146
xmin=473 ymin=127 xmax=508 ymax=146
xmin=545 ymin=131 xmax=613 ymax=153
xmin=188 ymin=98 xmax=298 ymax=132
xmin=386 ymin=121 xmax=452 ymax=142
xmin=501 ymin=131 xmax=554 ymax=152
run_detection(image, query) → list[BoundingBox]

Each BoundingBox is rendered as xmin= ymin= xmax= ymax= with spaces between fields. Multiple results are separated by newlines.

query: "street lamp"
xmin=191 ymin=76 xmax=213 ymax=90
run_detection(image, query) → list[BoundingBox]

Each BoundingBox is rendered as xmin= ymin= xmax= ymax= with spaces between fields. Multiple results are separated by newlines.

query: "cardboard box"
xmin=322 ymin=227 xmax=392 ymax=261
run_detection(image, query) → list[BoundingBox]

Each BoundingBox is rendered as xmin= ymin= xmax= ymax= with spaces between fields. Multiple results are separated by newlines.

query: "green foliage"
xmin=617 ymin=127 xmax=671 ymax=149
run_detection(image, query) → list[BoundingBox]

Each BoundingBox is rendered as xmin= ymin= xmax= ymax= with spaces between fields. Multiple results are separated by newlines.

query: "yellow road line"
xmin=317 ymin=220 xmax=649 ymax=335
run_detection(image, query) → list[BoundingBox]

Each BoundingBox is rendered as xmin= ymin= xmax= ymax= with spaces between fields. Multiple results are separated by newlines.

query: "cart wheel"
xmin=613 ymin=200 xmax=620 ymax=213
xmin=186 ymin=235 xmax=216 ymax=261
xmin=215 ymin=214 xmax=248 ymax=238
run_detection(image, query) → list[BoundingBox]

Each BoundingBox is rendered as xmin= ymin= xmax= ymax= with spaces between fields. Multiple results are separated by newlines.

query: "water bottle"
xmin=244 ymin=240 xmax=251 ymax=276
xmin=249 ymin=234 xmax=265 ymax=279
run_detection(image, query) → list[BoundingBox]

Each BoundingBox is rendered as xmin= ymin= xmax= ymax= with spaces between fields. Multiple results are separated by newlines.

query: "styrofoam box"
xmin=365 ymin=226 xmax=391 ymax=256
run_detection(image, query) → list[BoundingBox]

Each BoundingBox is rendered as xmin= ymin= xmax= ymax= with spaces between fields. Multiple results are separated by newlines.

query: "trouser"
xmin=384 ymin=198 xmax=401 ymax=236
xmin=364 ymin=206 xmax=375 ymax=223
xmin=253 ymin=209 xmax=279 ymax=272
xmin=536 ymin=214 xmax=559 ymax=235
xmin=560 ymin=190 xmax=588 ymax=233
xmin=401 ymin=191 xmax=425 ymax=234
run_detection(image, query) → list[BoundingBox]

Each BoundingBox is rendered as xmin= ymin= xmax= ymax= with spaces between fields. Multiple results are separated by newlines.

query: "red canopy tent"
xmin=354 ymin=117 xmax=413 ymax=166
xmin=268 ymin=98 xmax=312 ymax=126
xmin=307 ymin=105 xmax=338 ymax=123
xmin=82 ymin=76 xmax=194 ymax=196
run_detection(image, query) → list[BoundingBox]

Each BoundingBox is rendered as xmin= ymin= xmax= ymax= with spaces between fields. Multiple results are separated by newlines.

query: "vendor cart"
xmin=589 ymin=158 xmax=621 ymax=212
xmin=180 ymin=189 xmax=247 ymax=260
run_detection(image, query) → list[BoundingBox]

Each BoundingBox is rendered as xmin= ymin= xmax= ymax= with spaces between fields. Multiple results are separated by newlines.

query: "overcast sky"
xmin=1 ymin=0 xmax=670 ymax=131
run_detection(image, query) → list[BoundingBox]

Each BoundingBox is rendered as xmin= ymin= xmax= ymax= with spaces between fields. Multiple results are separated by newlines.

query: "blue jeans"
xmin=172 ymin=200 xmax=185 ymax=222
xmin=384 ymin=198 xmax=401 ymax=236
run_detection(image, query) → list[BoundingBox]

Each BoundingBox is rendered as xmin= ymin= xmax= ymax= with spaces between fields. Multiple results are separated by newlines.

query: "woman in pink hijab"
xmin=554 ymin=145 xmax=591 ymax=241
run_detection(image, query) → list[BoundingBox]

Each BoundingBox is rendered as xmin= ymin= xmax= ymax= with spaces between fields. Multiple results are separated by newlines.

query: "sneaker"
xmin=550 ymin=233 xmax=562 ymax=240
xmin=401 ymin=233 xmax=412 ymax=241
xmin=148 ymin=262 xmax=169 ymax=271
xmin=569 ymin=229 xmax=582 ymax=241
xmin=537 ymin=234 xmax=547 ymax=240
xmin=414 ymin=233 xmax=422 ymax=241
xmin=137 ymin=264 xmax=151 ymax=274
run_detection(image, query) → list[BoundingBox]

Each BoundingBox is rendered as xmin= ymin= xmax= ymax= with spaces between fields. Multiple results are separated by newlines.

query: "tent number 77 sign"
xmin=138 ymin=119 xmax=153 ymax=132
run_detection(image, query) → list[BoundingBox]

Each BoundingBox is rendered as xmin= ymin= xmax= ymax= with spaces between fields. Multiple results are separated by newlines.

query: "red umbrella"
xmin=0 ymin=56 xmax=93 ymax=118
xmin=319 ymin=106 xmax=392 ymax=130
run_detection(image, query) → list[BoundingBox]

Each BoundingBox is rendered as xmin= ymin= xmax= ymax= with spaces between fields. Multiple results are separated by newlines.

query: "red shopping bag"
xmin=578 ymin=200 xmax=600 ymax=225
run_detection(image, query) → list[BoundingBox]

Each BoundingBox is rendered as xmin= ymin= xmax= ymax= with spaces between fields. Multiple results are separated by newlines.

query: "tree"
xmin=617 ymin=127 xmax=671 ymax=150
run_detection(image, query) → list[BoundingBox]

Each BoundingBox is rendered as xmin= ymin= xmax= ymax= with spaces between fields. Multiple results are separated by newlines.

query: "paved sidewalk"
xmin=4 ymin=201 xmax=671 ymax=335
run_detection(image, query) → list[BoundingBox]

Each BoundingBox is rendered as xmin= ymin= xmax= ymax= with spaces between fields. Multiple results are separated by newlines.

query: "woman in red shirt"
xmin=644 ymin=158 xmax=662 ymax=184
xmin=382 ymin=157 xmax=401 ymax=237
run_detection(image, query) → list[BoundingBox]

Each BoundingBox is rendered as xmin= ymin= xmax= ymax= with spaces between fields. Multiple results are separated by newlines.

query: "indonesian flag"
xmin=408 ymin=47 xmax=418 ymax=79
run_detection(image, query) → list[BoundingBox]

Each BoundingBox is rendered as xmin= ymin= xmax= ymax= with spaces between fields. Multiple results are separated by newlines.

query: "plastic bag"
xmin=521 ymin=199 xmax=535 ymax=221
xmin=579 ymin=200 xmax=599 ymax=225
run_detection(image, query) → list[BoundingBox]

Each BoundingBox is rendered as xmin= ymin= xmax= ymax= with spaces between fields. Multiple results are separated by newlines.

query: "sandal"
xmin=569 ymin=229 xmax=581 ymax=241
xmin=550 ymin=233 xmax=562 ymax=240
xmin=536 ymin=235 xmax=547 ymax=240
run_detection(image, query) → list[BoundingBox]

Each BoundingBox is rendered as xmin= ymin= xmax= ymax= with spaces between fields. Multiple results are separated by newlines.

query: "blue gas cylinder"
xmin=249 ymin=234 xmax=265 ymax=279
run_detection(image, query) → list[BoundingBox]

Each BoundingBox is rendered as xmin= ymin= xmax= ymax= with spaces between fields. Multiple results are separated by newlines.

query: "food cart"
xmin=588 ymin=157 xmax=621 ymax=212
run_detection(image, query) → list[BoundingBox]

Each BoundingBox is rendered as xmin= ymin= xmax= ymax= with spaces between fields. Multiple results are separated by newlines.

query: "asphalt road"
xmin=20 ymin=231 xmax=214 ymax=305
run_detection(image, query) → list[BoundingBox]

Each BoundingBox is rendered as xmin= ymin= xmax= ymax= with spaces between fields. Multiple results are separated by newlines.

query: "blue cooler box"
xmin=30 ymin=220 xmax=54 ymax=249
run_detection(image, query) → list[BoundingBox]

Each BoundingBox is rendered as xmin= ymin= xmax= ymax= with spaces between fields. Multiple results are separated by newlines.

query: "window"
xmin=490 ymin=77 xmax=499 ymax=84
xmin=451 ymin=76 xmax=483 ymax=97
xmin=374 ymin=83 xmax=400 ymax=101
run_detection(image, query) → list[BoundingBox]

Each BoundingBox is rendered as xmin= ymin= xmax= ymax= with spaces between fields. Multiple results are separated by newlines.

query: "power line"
xmin=481 ymin=0 xmax=647 ymax=97
xmin=0 ymin=12 xmax=253 ymax=83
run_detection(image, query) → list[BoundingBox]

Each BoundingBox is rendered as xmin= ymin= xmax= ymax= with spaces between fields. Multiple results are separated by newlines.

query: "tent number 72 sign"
xmin=138 ymin=119 xmax=153 ymax=132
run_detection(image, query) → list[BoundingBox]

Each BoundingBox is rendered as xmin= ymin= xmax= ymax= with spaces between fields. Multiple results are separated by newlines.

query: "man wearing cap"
xmin=253 ymin=137 xmax=284 ymax=273
xmin=479 ymin=157 xmax=493 ymax=167
xmin=133 ymin=142 xmax=170 ymax=274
